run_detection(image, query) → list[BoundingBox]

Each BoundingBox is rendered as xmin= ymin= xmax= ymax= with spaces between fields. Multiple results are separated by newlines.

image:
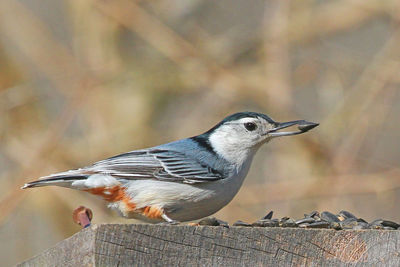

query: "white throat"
xmin=208 ymin=128 xmax=259 ymax=167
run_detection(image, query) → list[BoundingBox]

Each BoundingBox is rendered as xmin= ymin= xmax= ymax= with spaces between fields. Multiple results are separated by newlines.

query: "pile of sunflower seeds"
xmin=198 ymin=211 xmax=400 ymax=230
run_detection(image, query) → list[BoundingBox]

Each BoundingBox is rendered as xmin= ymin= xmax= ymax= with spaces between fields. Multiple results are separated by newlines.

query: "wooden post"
xmin=19 ymin=224 xmax=400 ymax=266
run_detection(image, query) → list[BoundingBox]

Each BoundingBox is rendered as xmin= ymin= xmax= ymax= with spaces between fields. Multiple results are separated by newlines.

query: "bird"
xmin=22 ymin=112 xmax=318 ymax=224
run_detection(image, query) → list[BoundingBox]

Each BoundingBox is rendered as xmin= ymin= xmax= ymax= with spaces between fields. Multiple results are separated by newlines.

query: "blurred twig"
xmin=262 ymin=0 xmax=292 ymax=111
xmin=238 ymin=169 xmax=400 ymax=205
xmin=0 ymin=1 xmax=101 ymax=225
xmin=328 ymin=30 xmax=400 ymax=172
xmin=94 ymin=0 xmax=281 ymax=110
xmin=289 ymin=0 xmax=395 ymax=44
xmin=0 ymin=85 xmax=92 ymax=225
xmin=0 ymin=0 xmax=87 ymax=96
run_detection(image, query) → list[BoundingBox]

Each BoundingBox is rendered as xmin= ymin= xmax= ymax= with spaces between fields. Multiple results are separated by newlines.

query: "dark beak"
xmin=266 ymin=120 xmax=319 ymax=137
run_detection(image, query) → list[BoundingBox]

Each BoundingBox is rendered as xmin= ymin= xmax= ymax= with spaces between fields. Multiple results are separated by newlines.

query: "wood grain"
xmin=19 ymin=224 xmax=400 ymax=266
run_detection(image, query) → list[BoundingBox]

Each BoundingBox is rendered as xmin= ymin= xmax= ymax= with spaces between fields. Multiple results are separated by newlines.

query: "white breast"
xmin=121 ymin=155 xmax=254 ymax=222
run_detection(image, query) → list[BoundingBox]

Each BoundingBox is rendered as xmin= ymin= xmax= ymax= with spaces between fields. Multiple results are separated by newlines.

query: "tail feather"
xmin=22 ymin=174 xmax=88 ymax=189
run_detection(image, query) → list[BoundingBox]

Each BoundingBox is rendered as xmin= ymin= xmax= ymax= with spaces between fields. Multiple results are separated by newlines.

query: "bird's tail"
xmin=21 ymin=171 xmax=88 ymax=189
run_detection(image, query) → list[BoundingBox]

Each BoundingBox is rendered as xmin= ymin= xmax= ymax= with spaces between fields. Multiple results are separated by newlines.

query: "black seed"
xmin=341 ymin=217 xmax=357 ymax=224
xmin=252 ymin=219 xmax=279 ymax=227
xmin=357 ymin=218 xmax=368 ymax=224
xmin=341 ymin=218 xmax=358 ymax=229
xmin=299 ymin=223 xmax=311 ymax=228
xmin=216 ymin=219 xmax=229 ymax=228
xmin=384 ymin=226 xmax=396 ymax=230
xmin=308 ymin=221 xmax=330 ymax=228
xmin=321 ymin=211 xmax=340 ymax=223
xmin=357 ymin=221 xmax=369 ymax=228
xmin=381 ymin=220 xmax=400 ymax=229
xmin=298 ymin=121 xmax=319 ymax=132
xmin=352 ymin=225 xmax=368 ymax=230
xmin=280 ymin=219 xmax=297 ymax=228
xmin=330 ymin=222 xmax=342 ymax=230
xmin=296 ymin=218 xmax=315 ymax=225
xmin=262 ymin=211 xmax=273 ymax=220
xmin=369 ymin=219 xmax=385 ymax=229
xmin=370 ymin=219 xmax=383 ymax=226
xmin=233 ymin=220 xmax=252 ymax=227
xmin=338 ymin=210 xmax=357 ymax=220
xmin=198 ymin=217 xmax=220 ymax=226
xmin=309 ymin=211 xmax=320 ymax=218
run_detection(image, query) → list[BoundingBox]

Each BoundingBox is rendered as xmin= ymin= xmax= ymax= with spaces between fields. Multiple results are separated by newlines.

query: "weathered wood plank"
xmin=19 ymin=224 xmax=96 ymax=267
xmin=19 ymin=224 xmax=400 ymax=266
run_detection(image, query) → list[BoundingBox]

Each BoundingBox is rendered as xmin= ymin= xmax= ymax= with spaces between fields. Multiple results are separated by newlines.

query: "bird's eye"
xmin=244 ymin=122 xmax=257 ymax=131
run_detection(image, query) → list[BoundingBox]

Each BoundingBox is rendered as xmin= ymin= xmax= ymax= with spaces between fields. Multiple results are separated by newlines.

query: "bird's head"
xmin=199 ymin=112 xmax=318 ymax=164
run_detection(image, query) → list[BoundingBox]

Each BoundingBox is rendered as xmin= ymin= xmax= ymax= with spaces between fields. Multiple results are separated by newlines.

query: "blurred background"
xmin=1 ymin=0 xmax=400 ymax=265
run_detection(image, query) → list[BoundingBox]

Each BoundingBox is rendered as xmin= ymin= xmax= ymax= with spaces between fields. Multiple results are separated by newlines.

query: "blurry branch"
xmin=0 ymin=1 xmax=101 ymax=225
xmin=262 ymin=0 xmax=292 ymax=112
xmin=314 ymin=0 xmax=400 ymax=170
xmin=0 ymin=0 xmax=87 ymax=96
xmin=289 ymin=0 xmax=395 ymax=44
xmin=0 ymin=83 xmax=92 ymax=225
xmin=70 ymin=0 xmax=122 ymax=75
xmin=0 ymin=0 xmax=398 ymax=228
xmin=94 ymin=0 xmax=277 ymax=110
xmin=93 ymin=0 xmax=395 ymax=116
xmin=333 ymin=79 xmax=398 ymax=173
xmin=95 ymin=0 xmax=236 ymax=81
xmin=238 ymin=169 xmax=400 ymax=205
xmin=325 ymin=30 xmax=400 ymax=172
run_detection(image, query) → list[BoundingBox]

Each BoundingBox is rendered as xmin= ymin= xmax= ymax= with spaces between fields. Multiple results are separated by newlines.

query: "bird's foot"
xmin=158 ymin=220 xmax=180 ymax=225
xmin=160 ymin=213 xmax=180 ymax=225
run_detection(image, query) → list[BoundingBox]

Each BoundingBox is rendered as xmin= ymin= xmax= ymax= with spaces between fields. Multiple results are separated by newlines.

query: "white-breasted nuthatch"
xmin=22 ymin=112 xmax=318 ymax=223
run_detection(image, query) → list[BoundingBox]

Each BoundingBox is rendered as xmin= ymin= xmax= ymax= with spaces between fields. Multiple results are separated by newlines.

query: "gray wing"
xmin=87 ymin=149 xmax=223 ymax=184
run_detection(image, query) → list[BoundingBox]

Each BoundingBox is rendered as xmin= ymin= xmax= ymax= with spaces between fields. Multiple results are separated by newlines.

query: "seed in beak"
xmin=297 ymin=121 xmax=319 ymax=132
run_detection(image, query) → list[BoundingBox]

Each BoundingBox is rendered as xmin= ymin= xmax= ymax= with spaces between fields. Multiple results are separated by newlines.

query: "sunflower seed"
xmin=321 ymin=211 xmax=340 ymax=223
xmin=262 ymin=211 xmax=274 ymax=220
xmin=338 ymin=210 xmax=357 ymax=220
xmin=233 ymin=220 xmax=252 ymax=227
xmin=381 ymin=220 xmax=399 ymax=229
xmin=296 ymin=217 xmax=316 ymax=225
xmin=252 ymin=219 xmax=279 ymax=227
xmin=308 ymin=221 xmax=330 ymax=228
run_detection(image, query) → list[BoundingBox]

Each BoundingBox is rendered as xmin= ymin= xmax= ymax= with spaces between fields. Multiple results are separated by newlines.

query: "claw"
xmin=158 ymin=220 xmax=180 ymax=225
xmin=160 ymin=213 xmax=180 ymax=225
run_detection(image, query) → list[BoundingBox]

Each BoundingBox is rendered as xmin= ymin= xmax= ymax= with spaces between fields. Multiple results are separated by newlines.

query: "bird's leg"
xmin=160 ymin=213 xmax=180 ymax=225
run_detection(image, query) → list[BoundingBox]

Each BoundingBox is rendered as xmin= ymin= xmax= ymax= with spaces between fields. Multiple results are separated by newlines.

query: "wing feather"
xmin=87 ymin=149 xmax=223 ymax=184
